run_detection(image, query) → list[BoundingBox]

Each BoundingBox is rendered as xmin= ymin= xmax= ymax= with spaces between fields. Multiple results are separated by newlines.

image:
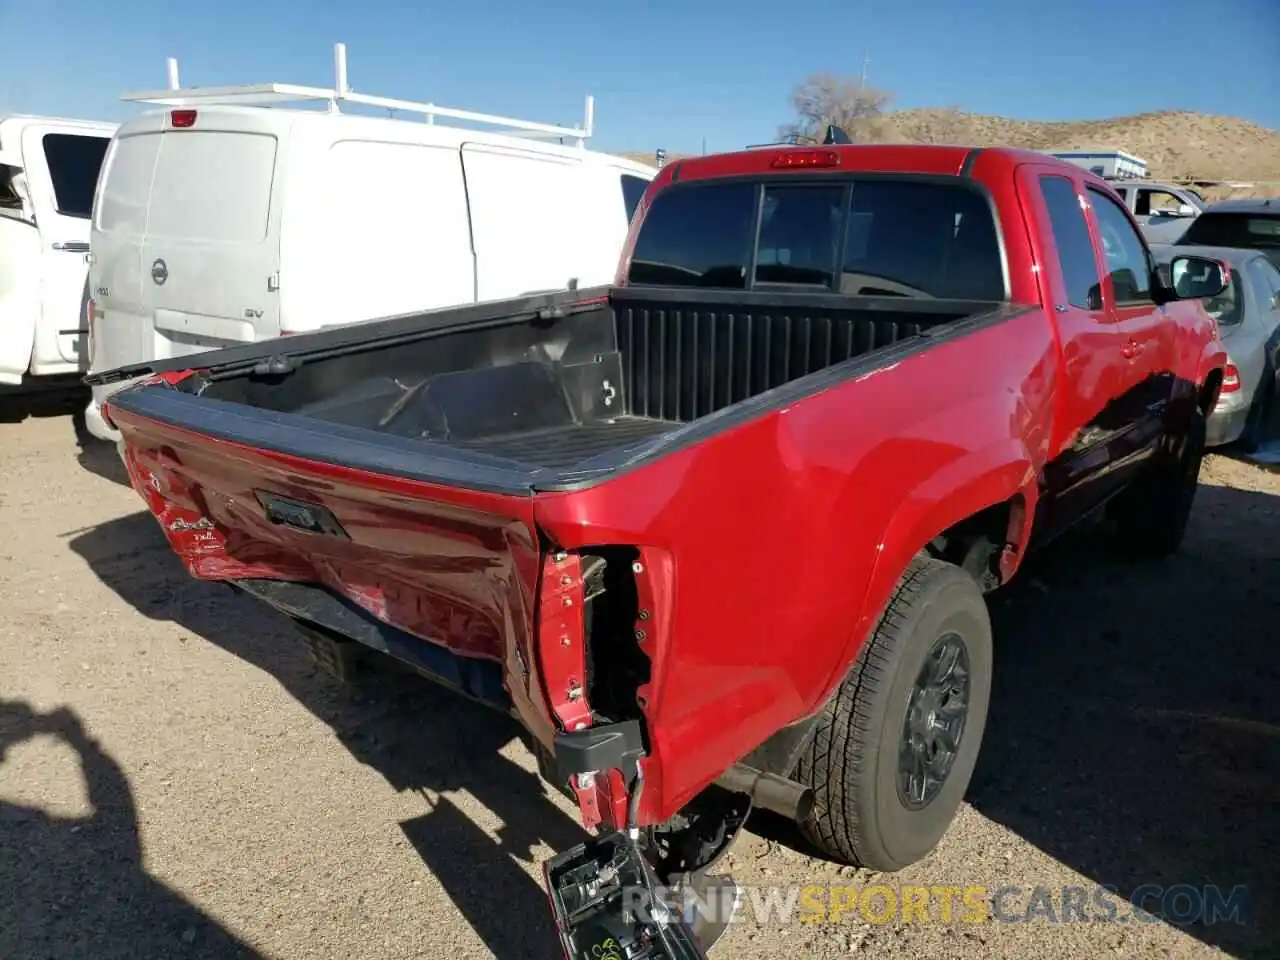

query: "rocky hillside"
xmin=622 ymin=109 xmax=1280 ymax=187
xmin=882 ymin=109 xmax=1280 ymax=182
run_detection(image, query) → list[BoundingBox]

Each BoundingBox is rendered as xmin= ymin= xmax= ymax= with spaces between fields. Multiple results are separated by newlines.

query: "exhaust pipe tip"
xmin=716 ymin=764 xmax=814 ymax=823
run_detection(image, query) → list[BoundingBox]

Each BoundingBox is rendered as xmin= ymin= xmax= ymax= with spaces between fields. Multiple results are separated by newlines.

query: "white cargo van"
xmin=85 ymin=44 xmax=656 ymax=441
xmin=0 ymin=115 xmax=116 ymax=408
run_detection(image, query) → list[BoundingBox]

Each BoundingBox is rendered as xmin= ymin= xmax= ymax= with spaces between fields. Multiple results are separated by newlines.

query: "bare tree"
xmin=779 ymin=72 xmax=895 ymax=144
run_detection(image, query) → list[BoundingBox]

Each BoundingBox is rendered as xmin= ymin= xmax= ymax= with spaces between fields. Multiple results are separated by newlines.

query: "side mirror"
xmin=1175 ymin=203 xmax=1198 ymax=217
xmin=1168 ymin=255 xmax=1229 ymax=300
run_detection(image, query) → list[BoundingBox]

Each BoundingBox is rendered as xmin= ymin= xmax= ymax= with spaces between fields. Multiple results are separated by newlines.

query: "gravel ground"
xmin=1 ymin=408 xmax=1277 ymax=960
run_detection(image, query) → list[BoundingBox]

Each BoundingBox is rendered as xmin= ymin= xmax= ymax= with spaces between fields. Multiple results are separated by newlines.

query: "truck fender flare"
xmin=812 ymin=439 xmax=1038 ymax=713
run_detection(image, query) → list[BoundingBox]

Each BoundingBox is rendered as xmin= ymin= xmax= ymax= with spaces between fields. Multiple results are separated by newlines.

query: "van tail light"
xmin=1221 ymin=362 xmax=1241 ymax=394
xmin=170 ymin=109 xmax=197 ymax=128
xmin=771 ymin=149 xmax=841 ymax=169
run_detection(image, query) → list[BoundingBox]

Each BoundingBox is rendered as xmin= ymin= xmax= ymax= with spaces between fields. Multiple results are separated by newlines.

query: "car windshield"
xmin=1178 ymin=211 xmax=1280 ymax=261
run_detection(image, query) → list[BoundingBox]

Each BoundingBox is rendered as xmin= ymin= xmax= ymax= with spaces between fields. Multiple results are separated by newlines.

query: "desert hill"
xmin=622 ymin=109 xmax=1280 ymax=188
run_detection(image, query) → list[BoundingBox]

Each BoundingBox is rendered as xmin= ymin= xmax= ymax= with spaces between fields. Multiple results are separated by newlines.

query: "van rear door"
xmin=93 ymin=110 xmax=282 ymax=373
xmin=142 ymin=111 xmax=282 ymax=359
xmin=19 ymin=124 xmax=110 ymax=368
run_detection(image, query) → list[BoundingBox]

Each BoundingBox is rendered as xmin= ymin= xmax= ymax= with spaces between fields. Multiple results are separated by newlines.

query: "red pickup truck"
xmin=91 ymin=139 xmax=1228 ymax=950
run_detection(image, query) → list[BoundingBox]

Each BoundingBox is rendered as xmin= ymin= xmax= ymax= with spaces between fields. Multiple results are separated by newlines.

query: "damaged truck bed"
xmin=95 ymin=140 xmax=1228 ymax=957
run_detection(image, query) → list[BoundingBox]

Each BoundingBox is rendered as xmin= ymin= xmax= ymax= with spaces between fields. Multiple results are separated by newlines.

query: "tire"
xmin=1239 ymin=376 xmax=1274 ymax=454
xmin=71 ymin=407 xmax=94 ymax=448
xmin=1109 ymin=406 xmax=1206 ymax=558
xmin=794 ymin=556 xmax=993 ymax=871
xmin=0 ymin=398 xmax=27 ymax=424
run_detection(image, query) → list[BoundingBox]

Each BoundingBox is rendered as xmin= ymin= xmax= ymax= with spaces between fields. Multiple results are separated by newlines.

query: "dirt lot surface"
xmin=1 ymin=410 xmax=1277 ymax=960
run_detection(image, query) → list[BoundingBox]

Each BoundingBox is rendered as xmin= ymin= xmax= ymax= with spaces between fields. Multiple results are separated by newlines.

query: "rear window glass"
xmin=627 ymin=182 xmax=756 ymax=288
xmin=620 ymin=174 xmax=649 ymax=222
xmin=146 ymin=131 xmax=278 ymax=243
xmin=755 ymin=184 xmax=844 ymax=286
xmin=627 ymin=177 xmax=1006 ymax=300
xmin=842 ymin=181 xmax=1004 ymax=299
xmin=1180 ymin=211 xmax=1280 ymax=249
xmin=41 ymin=133 xmax=110 ymax=218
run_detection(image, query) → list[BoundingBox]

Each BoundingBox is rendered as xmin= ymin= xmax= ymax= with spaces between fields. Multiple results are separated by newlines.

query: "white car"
xmin=85 ymin=44 xmax=655 ymax=442
xmin=0 ymin=115 xmax=117 ymax=410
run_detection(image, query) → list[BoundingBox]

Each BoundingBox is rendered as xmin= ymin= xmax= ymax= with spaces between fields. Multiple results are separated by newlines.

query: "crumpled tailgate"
xmin=107 ymin=382 xmax=562 ymax=748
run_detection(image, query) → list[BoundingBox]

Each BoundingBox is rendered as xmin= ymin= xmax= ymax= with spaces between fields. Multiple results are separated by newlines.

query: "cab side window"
xmin=1087 ymin=187 xmax=1154 ymax=305
xmin=1038 ymin=175 xmax=1102 ymax=310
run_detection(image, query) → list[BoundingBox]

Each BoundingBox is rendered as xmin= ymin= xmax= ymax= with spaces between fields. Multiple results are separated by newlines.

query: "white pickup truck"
xmin=0 ymin=115 xmax=116 ymax=416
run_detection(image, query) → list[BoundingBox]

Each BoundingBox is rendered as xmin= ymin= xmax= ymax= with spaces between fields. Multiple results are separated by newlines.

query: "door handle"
xmin=51 ymin=241 xmax=91 ymax=253
xmin=1122 ymin=339 xmax=1141 ymax=360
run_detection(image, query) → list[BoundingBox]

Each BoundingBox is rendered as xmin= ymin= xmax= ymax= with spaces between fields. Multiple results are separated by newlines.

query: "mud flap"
xmin=544 ymin=832 xmax=728 ymax=959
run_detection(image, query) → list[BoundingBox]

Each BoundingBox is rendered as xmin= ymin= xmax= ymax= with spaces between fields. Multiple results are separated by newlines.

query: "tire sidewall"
xmin=1171 ymin=408 xmax=1208 ymax=535
xmin=867 ymin=573 xmax=993 ymax=869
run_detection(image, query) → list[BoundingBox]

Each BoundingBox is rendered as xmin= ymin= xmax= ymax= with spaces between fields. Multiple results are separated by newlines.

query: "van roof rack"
xmin=121 ymin=42 xmax=596 ymax=147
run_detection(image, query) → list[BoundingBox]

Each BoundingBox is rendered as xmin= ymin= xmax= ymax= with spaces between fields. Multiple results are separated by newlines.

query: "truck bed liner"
xmin=106 ymin=287 xmax=1018 ymax=492
xmin=454 ymin=416 xmax=678 ymax=469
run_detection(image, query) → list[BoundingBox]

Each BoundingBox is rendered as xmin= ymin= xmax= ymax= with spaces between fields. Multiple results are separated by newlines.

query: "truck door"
xmin=19 ymin=125 xmax=110 ymax=370
xmin=1019 ymin=165 xmax=1135 ymax=538
xmin=1083 ymin=185 xmax=1174 ymax=458
xmin=0 ymin=151 xmax=40 ymax=384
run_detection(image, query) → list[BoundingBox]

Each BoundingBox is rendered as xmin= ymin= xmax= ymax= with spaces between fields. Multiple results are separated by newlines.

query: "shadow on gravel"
xmin=966 ymin=478 xmax=1280 ymax=959
xmin=75 ymin=433 xmax=131 ymax=486
xmin=0 ymin=698 xmax=261 ymax=959
xmin=67 ymin=513 xmax=582 ymax=960
xmin=0 ymin=393 xmax=130 ymax=486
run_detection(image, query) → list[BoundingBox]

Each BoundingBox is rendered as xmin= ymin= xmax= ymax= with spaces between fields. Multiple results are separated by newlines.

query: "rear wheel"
xmin=794 ymin=557 xmax=992 ymax=871
xmin=1109 ymin=406 xmax=1206 ymax=558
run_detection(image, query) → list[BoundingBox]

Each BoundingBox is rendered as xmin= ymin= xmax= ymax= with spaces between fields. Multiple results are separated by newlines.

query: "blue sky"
xmin=2 ymin=0 xmax=1277 ymax=156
